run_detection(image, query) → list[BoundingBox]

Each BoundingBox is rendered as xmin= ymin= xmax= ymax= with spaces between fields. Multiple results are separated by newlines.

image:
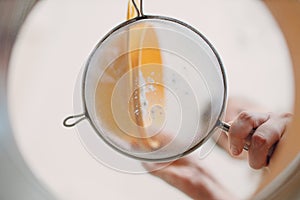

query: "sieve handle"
xmin=218 ymin=121 xmax=277 ymax=165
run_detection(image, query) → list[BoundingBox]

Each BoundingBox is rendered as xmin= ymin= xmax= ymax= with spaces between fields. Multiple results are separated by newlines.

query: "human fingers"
xmin=228 ymin=111 xmax=270 ymax=156
xmin=248 ymin=113 xmax=292 ymax=169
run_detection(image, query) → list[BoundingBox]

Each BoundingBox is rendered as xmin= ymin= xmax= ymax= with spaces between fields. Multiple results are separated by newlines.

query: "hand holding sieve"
xmin=63 ymin=0 xmax=276 ymax=164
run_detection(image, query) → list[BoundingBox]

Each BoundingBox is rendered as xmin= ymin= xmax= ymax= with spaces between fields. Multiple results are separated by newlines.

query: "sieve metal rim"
xmin=65 ymin=15 xmax=228 ymax=162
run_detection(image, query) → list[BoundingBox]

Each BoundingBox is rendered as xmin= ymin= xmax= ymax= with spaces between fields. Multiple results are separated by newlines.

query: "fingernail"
xmin=230 ymin=146 xmax=239 ymax=156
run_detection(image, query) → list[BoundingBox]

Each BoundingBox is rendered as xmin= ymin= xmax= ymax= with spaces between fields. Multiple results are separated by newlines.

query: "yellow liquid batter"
xmin=94 ymin=0 xmax=165 ymax=152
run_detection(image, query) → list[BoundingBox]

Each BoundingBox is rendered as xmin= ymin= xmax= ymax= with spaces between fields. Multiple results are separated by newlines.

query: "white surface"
xmin=8 ymin=0 xmax=294 ymax=199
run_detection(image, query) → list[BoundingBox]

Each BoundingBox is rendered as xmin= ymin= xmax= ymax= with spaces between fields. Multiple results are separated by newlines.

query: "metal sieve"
xmin=63 ymin=0 xmax=238 ymax=164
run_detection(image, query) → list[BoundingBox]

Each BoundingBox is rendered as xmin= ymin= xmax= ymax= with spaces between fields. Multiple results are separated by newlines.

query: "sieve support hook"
xmin=63 ymin=113 xmax=86 ymax=127
xmin=131 ymin=0 xmax=144 ymax=17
